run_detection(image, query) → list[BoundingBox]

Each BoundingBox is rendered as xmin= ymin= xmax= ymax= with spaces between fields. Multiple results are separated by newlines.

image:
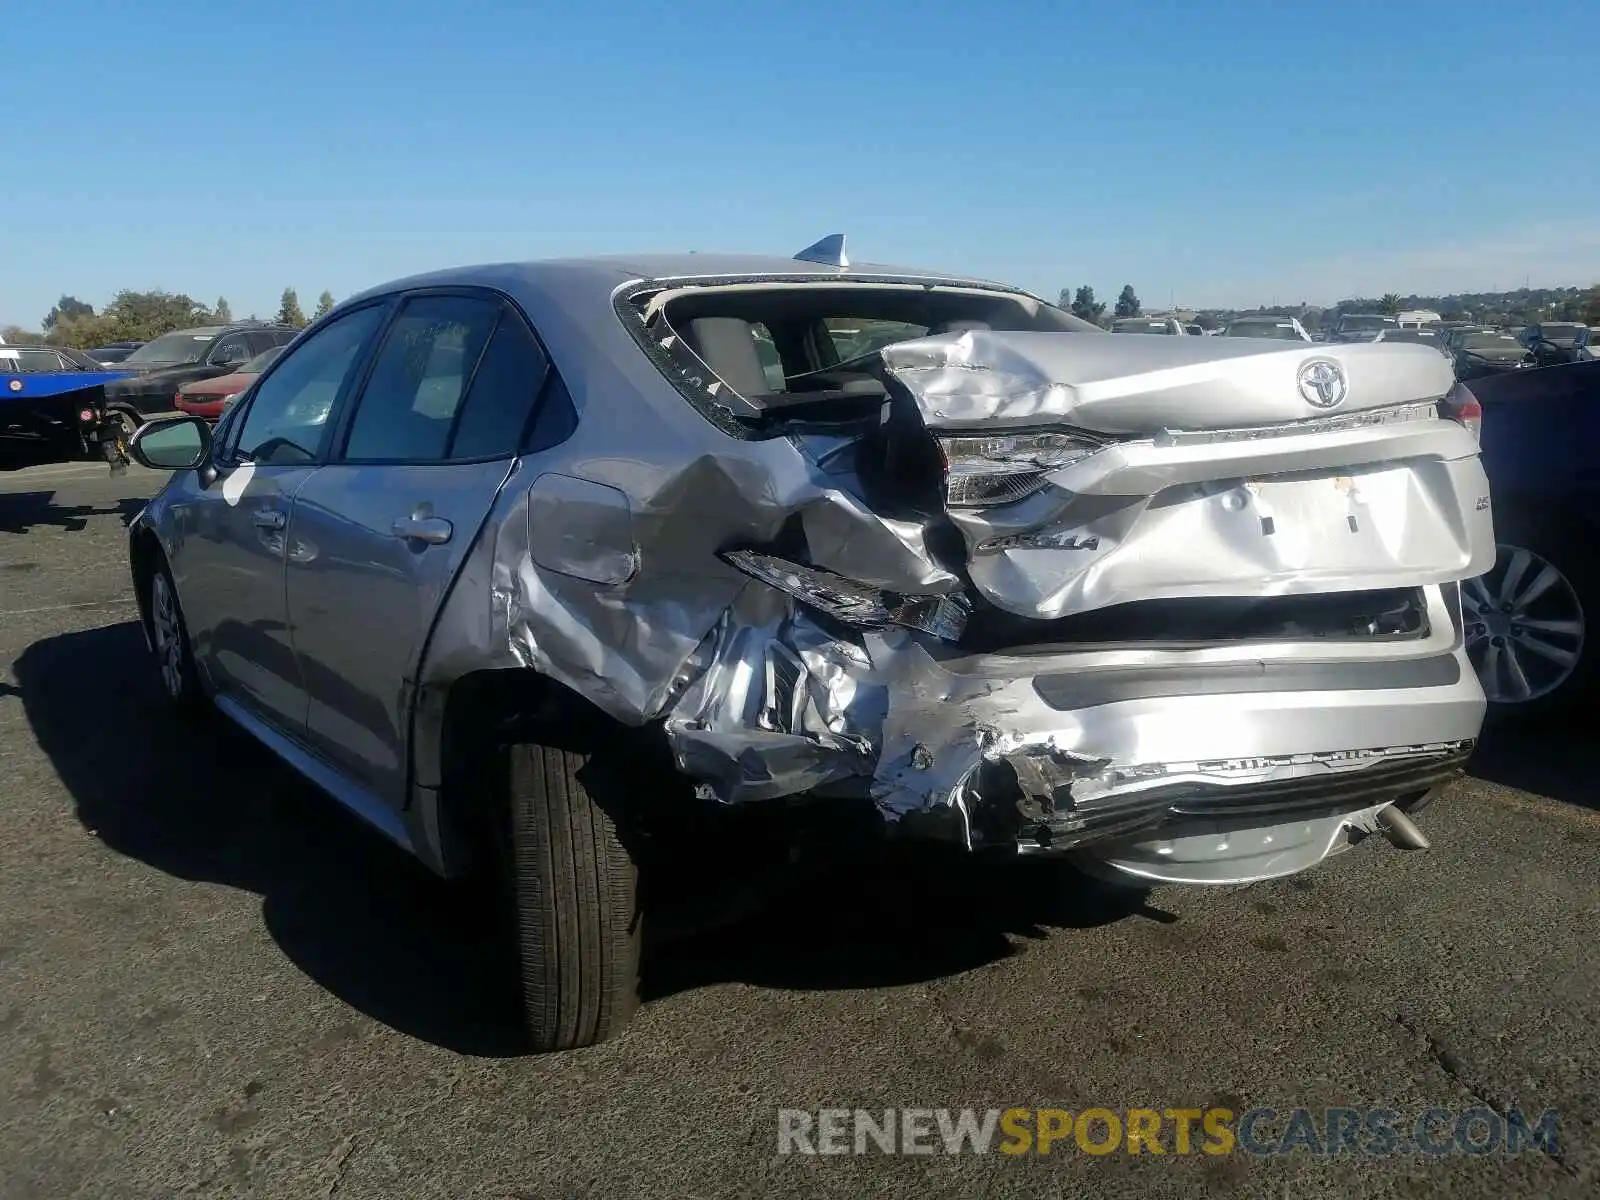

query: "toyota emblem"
xmin=1297 ymin=359 xmax=1348 ymax=409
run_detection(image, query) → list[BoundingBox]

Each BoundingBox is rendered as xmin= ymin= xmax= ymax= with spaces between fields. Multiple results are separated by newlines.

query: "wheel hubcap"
xmin=151 ymin=575 xmax=184 ymax=699
xmin=1463 ymin=545 xmax=1584 ymax=703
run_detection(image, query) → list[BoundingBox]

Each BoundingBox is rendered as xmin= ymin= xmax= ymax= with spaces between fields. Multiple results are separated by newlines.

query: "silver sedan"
xmin=125 ymin=241 xmax=1493 ymax=1050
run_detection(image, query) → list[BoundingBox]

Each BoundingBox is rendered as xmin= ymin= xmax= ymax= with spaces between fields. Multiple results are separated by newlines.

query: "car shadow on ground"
xmin=13 ymin=621 xmax=1160 ymax=1058
xmin=0 ymin=491 xmax=146 ymax=534
xmin=1469 ymin=715 xmax=1600 ymax=811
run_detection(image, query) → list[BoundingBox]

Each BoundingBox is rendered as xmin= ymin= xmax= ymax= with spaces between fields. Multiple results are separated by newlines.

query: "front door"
xmin=174 ymin=303 xmax=390 ymax=736
xmin=285 ymin=292 xmax=552 ymax=807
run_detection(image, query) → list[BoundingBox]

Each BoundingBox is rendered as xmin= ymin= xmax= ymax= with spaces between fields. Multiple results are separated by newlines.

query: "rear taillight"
xmin=175 ymin=390 xmax=185 ymax=407
xmin=722 ymin=549 xmax=969 ymax=642
xmin=1440 ymin=386 xmax=1482 ymax=443
xmin=937 ymin=431 xmax=1106 ymax=507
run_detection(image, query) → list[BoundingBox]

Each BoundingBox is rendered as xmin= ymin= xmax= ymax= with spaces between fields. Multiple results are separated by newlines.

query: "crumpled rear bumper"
xmin=662 ymin=583 xmax=1483 ymax=884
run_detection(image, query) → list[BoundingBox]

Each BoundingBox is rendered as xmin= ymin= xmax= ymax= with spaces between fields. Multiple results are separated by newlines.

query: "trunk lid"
xmin=873 ymin=330 xmax=1494 ymax=621
xmin=877 ymin=330 xmax=1452 ymax=433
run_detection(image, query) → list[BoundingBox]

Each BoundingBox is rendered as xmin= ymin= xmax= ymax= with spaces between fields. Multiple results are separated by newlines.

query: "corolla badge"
xmin=1297 ymin=359 xmax=1348 ymax=409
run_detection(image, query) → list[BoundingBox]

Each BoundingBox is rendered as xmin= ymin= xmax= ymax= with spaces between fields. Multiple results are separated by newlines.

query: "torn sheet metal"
xmin=399 ymin=270 xmax=1491 ymax=885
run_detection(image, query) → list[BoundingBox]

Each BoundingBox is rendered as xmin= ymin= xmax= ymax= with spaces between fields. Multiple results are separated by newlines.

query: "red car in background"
xmin=174 ymin=346 xmax=283 ymax=420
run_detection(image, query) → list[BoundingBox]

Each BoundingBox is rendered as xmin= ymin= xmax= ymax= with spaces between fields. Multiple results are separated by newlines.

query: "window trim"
xmin=325 ymin=284 xmax=562 ymax=468
xmin=217 ymin=300 xmax=396 ymax=468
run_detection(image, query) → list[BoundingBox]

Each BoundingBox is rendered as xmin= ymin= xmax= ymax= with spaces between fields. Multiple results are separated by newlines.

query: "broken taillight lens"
xmin=722 ymin=549 xmax=969 ymax=642
xmin=938 ymin=430 xmax=1105 ymax=506
xmin=1439 ymin=384 xmax=1482 ymax=443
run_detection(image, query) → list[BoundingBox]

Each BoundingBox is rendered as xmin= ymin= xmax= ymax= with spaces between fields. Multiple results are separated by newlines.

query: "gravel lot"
xmin=1 ymin=462 xmax=1596 ymax=1199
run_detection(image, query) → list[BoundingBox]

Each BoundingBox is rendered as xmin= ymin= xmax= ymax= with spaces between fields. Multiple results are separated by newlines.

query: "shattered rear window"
xmin=617 ymin=276 xmax=1093 ymax=438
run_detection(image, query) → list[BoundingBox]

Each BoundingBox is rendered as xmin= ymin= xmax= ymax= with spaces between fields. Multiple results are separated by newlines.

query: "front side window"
xmin=341 ymin=295 xmax=499 ymax=462
xmin=233 ymin=304 xmax=386 ymax=465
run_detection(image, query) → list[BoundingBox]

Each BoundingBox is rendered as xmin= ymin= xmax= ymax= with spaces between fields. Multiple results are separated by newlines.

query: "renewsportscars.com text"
xmin=776 ymin=1106 xmax=1560 ymax=1158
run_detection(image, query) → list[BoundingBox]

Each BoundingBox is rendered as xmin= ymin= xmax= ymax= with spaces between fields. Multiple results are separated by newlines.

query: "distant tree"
xmin=2 ymin=324 xmax=48 ymax=345
xmin=214 ymin=296 xmax=233 ymax=322
xmin=1378 ymin=293 xmax=1402 ymax=315
xmin=1114 ymin=285 xmax=1141 ymax=318
xmin=277 ymin=287 xmax=306 ymax=328
xmin=41 ymin=289 xmax=210 ymax=347
xmin=1057 ymin=287 xmax=1074 ymax=310
xmin=42 ymin=295 xmax=94 ymax=332
xmin=1585 ymin=286 xmax=1600 ymax=325
xmin=1071 ymin=285 xmax=1106 ymax=325
xmin=1192 ymin=312 xmax=1223 ymax=332
xmin=314 ymin=290 xmax=335 ymax=319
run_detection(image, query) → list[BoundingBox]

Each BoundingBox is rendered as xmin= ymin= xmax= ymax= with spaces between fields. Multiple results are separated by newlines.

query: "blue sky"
xmin=3 ymin=0 xmax=1596 ymax=327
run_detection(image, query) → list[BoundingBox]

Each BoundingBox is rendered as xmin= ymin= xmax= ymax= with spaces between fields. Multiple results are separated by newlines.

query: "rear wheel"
xmin=501 ymin=742 xmax=641 ymax=1051
xmin=147 ymin=560 xmax=203 ymax=710
xmin=1465 ymin=518 xmax=1596 ymax=719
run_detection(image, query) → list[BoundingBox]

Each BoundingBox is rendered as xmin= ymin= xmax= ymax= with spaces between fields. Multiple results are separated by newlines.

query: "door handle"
xmin=391 ymin=515 xmax=453 ymax=545
xmin=253 ymin=508 xmax=286 ymax=531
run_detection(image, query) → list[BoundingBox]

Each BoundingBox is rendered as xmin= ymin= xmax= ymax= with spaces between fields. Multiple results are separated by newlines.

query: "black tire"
xmin=503 ymin=742 xmax=641 ymax=1051
xmin=1468 ymin=510 xmax=1600 ymax=723
xmin=146 ymin=558 xmax=204 ymax=711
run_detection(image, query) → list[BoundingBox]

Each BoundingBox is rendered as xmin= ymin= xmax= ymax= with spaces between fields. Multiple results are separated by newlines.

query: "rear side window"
xmin=211 ymin=334 xmax=252 ymax=366
xmin=342 ymin=295 xmax=499 ymax=462
xmin=448 ymin=312 xmax=553 ymax=459
xmin=10 ymin=349 xmax=67 ymax=372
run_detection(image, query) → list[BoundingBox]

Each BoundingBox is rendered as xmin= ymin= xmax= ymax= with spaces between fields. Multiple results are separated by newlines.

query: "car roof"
xmin=343 ymin=252 xmax=1030 ymax=309
xmin=333 ymin=252 xmax=1050 ymax=436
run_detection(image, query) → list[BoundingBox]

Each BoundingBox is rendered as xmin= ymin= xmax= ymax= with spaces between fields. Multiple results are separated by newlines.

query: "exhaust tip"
xmin=1375 ymin=804 xmax=1431 ymax=851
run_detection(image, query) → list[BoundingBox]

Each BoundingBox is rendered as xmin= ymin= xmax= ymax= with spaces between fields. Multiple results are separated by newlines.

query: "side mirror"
xmin=129 ymin=414 xmax=212 ymax=471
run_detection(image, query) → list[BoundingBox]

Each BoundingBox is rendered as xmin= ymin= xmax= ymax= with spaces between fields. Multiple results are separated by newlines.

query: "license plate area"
xmin=1236 ymin=467 xmax=1408 ymax=542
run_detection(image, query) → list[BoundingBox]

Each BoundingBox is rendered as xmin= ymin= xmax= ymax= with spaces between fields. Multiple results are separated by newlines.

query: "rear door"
xmin=284 ymin=290 xmax=553 ymax=807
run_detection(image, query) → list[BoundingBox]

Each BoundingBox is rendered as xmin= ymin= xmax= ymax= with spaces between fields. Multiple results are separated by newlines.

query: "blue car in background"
xmin=0 ymin=344 xmax=141 ymax=472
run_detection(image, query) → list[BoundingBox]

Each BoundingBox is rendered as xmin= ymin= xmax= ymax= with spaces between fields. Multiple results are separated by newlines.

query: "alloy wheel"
xmin=150 ymin=573 xmax=185 ymax=701
xmin=1463 ymin=545 xmax=1585 ymax=704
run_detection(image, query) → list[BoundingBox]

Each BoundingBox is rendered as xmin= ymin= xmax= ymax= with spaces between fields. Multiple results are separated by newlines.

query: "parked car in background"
xmin=1373 ymin=328 xmax=1450 ymax=357
xmin=1327 ymin=313 xmax=1400 ymax=343
xmin=1110 ymin=316 xmax=1187 ymax=334
xmin=174 ymin=346 xmax=284 ymax=421
xmin=1520 ymin=322 xmax=1593 ymax=367
xmin=88 ymin=340 xmax=146 ymax=364
xmin=1459 ymin=360 xmax=1600 ymax=717
xmin=1449 ymin=330 xmax=1534 ymax=381
xmin=1183 ymin=323 xmax=1207 ymax=336
xmin=1221 ymin=315 xmax=1312 ymax=342
xmin=123 ymin=243 xmax=1492 ymax=1051
xmin=102 ymin=322 xmax=300 ymax=416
